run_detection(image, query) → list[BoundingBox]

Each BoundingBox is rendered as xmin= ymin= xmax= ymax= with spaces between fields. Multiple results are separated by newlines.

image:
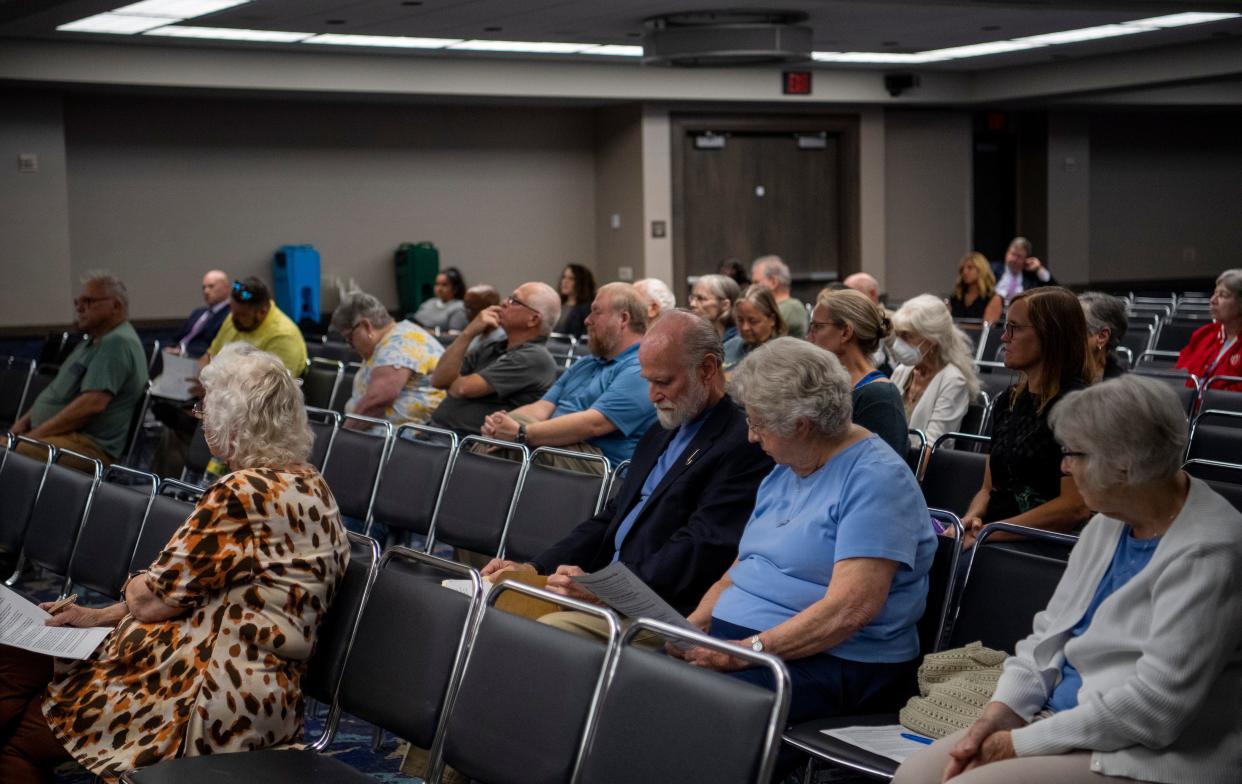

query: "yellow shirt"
xmin=207 ymin=305 xmax=308 ymax=376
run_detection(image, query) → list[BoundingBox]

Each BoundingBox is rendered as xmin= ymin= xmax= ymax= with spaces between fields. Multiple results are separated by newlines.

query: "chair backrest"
xmin=547 ymin=333 xmax=577 ymax=368
xmin=306 ymin=407 xmax=341 ymax=471
xmin=0 ymin=440 xmax=54 ymax=555
xmin=904 ymin=429 xmax=927 ymax=476
xmin=429 ymin=435 xmax=528 ymax=557
xmin=958 ymin=391 xmax=990 ymax=435
xmin=1154 ymin=319 xmax=1204 ymax=353
xmin=577 ymin=619 xmax=790 ymax=784
xmin=606 ymin=459 xmax=630 ymax=503
xmin=1132 ymin=368 xmax=1199 ymax=414
xmin=0 ymin=358 xmax=34 ymax=426
xmin=329 ymin=362 xmax=362 ymax=414
xmin=948 ymin=523 xmax=1076 ymax=652
xmin=320 ymin=415 xmax=392 ymax=522
xmin=501 ymin=448 xmax=609 ymax=562
xmin=23 ymin=369 xmax=54 ymax=410
xmin=1183 ymin=459 xmax=1242 ymax=513
xmin=183 ymin=424 xmax=213 ymax=480
xmin=437 ymin=582 xmax=618 ymax=784
xmin=975 ymin=323 xmax=1003 ymax=364
xmin=1120 ymin=323 xmax=1154 ymax=360
xmin=121 ymin=385 xmax=152 ymax=466
xmin=332 ymin=548 xmax=481 ymax=753
xmin=303 ymin=358 xmax=343 ymax=409
xmin=67 ymin=466 xmax=157 ymax=599
xmin=975 ymin=365 xmax=1018 ymax=405
xmin=130 ymin=481 xmax=201 ymax=572
xmin=918 ymin=510 xmax=964 ymax=655
xmin=920 ymin=434 xmax=990 ymax=517
xmin=307 ymin=340 xmax=361 ymax=364
xmin=21 ymin=450 xmax=102 ymax=587
xmin=370 ymin=424 xmax=457 ymax=538
xmin=1199 ymin=383 xmax=1242 ymax=420
xmin=1187 ymin=410 xmax=1242 ymax=463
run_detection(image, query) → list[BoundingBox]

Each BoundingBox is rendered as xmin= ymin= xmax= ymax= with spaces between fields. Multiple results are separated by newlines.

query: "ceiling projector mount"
xmin=642 ymin=10 xmax=813 ymax=67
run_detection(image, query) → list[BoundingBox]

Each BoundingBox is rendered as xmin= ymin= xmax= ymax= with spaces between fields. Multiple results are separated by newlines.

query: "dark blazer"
xmin=990 ymin=261 xmax=1057 ymax=294
xmin=175 ymin=303 xmax=230 ymax=358
xmin=531 ymin=393 xmax=773 ymax=613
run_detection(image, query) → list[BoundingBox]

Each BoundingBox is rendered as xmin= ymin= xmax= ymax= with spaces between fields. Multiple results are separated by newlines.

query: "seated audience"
xmin=429 ymin=282 xmax=560 ymax=435
xmin=724 ymin=285 xmax=786 ymax=373
xmin=891 ymin=294 xmax=981 ymax=446
xmin=895 ymin=375 xmax=1242 ymax=784
xmin=1176 ymin=268 xmax=1242 ymax=391
xmin=169 ymin=269 xmax=230 ymax=357
xmin=809 ymin=289 xmax=909 ymax=456
xmin=751 ymin=255 xmax=809 ymax=339
xmin=202 ymin=277 xmax=308 ymax=377
xmin=553 ymin=263 xmax=595 ymax=337
xmin=948 ymin=252 xmax=1003 ymax=323
xmin=0 ymin=344 xmax=349 ymax=783
xmin=993 ymin=236 xmax=1056 ymax=307
xmin=482 ymin=310 xmax=773 ymax=631
xmin=844 ymin=272 xmax=883 ymax=305
xmin=673 ymin=338 xmax=935 ymax=731
xmin=961 ymin=287 xmax=1091 ymax=546
xmin=719 ymin=258 xmax=750 ymax=289
xmin=331 ymin=291 xmax=445 ymax=426
xmin=7 ymin=271 xmax=147 ymax=473
xmin=482 ymin=282 xmax=657 ymax=470
xmin=1079 ymin=292 xmax=1129 ymax=382
xmin=462 ymin=284 xmax=504 ymax=352
xmin=689 ymin=273 xmax=741 ymax=342
xmin=633 ymin=277 xmax=676 ymax=323
xmin=413 ymin=267 xmax=468 ymax=333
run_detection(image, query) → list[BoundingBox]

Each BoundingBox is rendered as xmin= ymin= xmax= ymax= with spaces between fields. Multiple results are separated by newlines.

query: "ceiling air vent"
xmin=643 ymin=10 xmax=813 ymax=67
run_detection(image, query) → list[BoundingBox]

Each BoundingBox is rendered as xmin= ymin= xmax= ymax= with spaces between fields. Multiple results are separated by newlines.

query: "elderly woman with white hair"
xmin=891 ymin=294 xmax=982 ymax=448
xmin=331 ymin=290 xmax=444 ymax=426
xmin=673 ymin=338 xmax=936 ymax=728
xmin=895 ymin=374 xmax=1242 ymax=784
xmin=0 ymin=343 xmax=350 ymax=783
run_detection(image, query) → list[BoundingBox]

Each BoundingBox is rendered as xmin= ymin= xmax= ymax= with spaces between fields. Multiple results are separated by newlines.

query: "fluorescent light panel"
xmin=112 ymin=0 xmax=249 ymax=19
xmin=57 ymin=12 xmax=170 ymax=33
xmin=305 ymin=34 xmax=459 ymax=48
xmin=448 ymin=39 xmax=593 ymax=53
xmin=146 ymin=25 xmax=310 ymax=42
xmin=1130 ymin=12 xmax=1239 ymax=29
xmin=813 ymin=51 xmax=939 ymax=64
xmin=1014 ymin=24 xmax=1148 ymax=46
xmin=580 ymin=44 xmax=643 ymax=57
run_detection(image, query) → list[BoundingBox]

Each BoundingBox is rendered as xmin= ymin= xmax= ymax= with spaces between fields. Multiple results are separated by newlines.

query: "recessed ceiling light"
xmin=580 ymin=45 xmax=643 ymax=57
xmin=57 ymin=12 xmax=171 ymax=33
xmin=1014 ymin=24 xmax=1147 ymax=46
xmin=112 ymin=0 xmax=249 ymax=18
xmin=1130 ymin=12 xmax=1239 ymax=29
xmin=146 ymin=25 xmax=312 ymax=41
xmin=303 ymin=33 xmax=460 ymax=48
xmin=448 ymin=40 xmax=593 ymax=53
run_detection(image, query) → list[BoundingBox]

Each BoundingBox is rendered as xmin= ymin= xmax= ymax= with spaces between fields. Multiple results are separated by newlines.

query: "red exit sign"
xmin=783 ymin=71 xmax=812 ymax=95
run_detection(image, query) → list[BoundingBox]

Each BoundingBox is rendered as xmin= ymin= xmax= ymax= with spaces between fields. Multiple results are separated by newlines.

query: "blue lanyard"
xmin=855 ymin=369 xmax=886 ymax=389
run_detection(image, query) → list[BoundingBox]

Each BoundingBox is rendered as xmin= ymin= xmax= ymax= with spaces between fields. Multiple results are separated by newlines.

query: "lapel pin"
xmin=685 ymin=448 xmax=700 ymax=466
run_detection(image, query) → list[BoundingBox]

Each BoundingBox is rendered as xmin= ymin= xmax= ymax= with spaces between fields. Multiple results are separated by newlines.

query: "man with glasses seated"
xmin=200 ymin=277 xmax=307 ymax=377
xmin=5 ymin=271 xmax=147 ymax=476
xmin=429 ymin=282 xmax=561 ymax=436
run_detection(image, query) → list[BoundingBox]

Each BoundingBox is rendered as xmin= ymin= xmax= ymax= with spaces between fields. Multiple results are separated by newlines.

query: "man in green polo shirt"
xmin=199 ymin=276 xmax=307 ymax=377
xmin=9 ymin=271 xmax=148 ymax=472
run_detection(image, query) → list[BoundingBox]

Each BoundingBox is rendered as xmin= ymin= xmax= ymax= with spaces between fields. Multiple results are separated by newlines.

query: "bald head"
xmin=202 ymin=269 xmax=230 ymax=306
xmin=844 ymin=272 xmax=880 ymax=304
xmin=464 ymin=284 xmax=501 ymax=321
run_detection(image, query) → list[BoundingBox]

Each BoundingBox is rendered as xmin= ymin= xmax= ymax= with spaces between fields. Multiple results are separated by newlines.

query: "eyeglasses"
xmin=745 ymin=417 xmax=767 ymax=434
xmin=807 ymin=320 xmax=836 ymax=335
xmin=505 ymin=294 xmax=539 ymax=314
xmin=191 ymin=400 xmax=205 ymax=419
xmin=74 ymin=295 xmax=114 ymax=308
xmin=341 ymin=321 xmax=363 ymax=345
xmin=997 ymin=320 xmax=1034 ymax=337
xmin=232 ymin=280 xmax=258 ymax=302
xmin=1060 ymin=448 xmax=1088 ymax=459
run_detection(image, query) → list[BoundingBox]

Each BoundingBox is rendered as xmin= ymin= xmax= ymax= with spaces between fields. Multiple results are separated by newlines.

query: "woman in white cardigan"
xmin=890 ymin=295 xmax=981 ymax=458
xmin=894 ymin=374 xmax=1242 ymax=784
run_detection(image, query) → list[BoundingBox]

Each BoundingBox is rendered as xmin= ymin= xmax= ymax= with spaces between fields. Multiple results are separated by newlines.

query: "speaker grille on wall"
xmin=643 ymin=10 xmax=813 ymax=67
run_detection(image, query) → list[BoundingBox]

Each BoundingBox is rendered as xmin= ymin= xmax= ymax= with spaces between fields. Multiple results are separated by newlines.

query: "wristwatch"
xmin=516 ymin=423 xmax=527 ymax=445
xmin=749 ymin=635 xmax=765 ymax=653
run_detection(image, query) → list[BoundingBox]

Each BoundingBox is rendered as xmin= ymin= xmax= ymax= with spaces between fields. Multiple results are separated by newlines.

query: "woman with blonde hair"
xmin=891 ymin=294 xmax=982 ymax=447
xmin=723 ymin=284 xmax=786 ymax=373
xmin=949 ymin=252 xmax=1003 ymax=323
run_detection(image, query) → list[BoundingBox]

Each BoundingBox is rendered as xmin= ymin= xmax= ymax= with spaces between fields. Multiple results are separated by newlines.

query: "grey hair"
xmin=1079 ymin=292 xmax=1128 ymax=352
xmin=695 ymin=274 xmax=741 ymax=304
xmin=199 ymin=343 xmax=313 ymax=469
xmin=522 ymin=281 xmax=562 ymax=337
xmin=81 ymin=270 xmax=129 ymax=313
xmin=599 ymin=281 xmax=649 ymax=336
xmin=330 ymin=291 xmax=394 ymax=335
xmin=729 ymin=337 xmax=852 ymax=439
xmin=635 ymin=278 xmax=677 ymax=313
xmin=1009 ymin=236 xmax=1033 ymax=255
xmin=1049 ymin=374 xmax=1187 ymax=489
xmin=893 ymin=294 xmax=981 ymax=399
xmin=672 ymin=308 xmax=724 ymax=367
xmin=753 ymin=255 xmax=792 ymax=289
xmin=1218 ymin=268 xmax=1242 ymax=299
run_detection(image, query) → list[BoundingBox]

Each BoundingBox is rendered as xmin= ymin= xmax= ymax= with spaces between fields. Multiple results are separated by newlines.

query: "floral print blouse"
xmin=349 ymin=320 xmax=445 ymax=425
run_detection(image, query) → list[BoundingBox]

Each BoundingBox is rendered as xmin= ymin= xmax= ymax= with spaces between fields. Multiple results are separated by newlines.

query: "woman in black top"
xmin=553 ymin=263 xmax=595 ymax=337
xmin=948 ymin=252 xmax=1003 ymax=323
xmin=961 ymin=287 xmax=1092 ymax=547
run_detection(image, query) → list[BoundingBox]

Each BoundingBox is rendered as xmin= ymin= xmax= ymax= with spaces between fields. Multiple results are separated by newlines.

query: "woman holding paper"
xmin=0 ymin=343 xmax=349 ymax=784
xmin=672 ymin=338 xmax=936 ymax=725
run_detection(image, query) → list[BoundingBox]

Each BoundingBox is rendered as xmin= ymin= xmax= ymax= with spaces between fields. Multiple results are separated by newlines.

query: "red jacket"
xmin=1176 ymin=322 xmax=1242 ymax=392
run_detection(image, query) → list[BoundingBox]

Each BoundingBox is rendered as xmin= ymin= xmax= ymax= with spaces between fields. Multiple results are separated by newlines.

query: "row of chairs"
xmin=125 ymin=539 xmax=790 ymax=784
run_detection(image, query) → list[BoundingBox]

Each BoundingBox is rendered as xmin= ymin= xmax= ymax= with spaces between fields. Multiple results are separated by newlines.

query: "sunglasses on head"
xmin=232 ymin=281 xmax=257 ymax=302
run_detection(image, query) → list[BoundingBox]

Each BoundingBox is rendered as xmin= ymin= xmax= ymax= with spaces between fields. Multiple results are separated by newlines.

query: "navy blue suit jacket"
xmin=175 ymin=303 xmax=229 ymax=358
xmin=531 ymin=393 xmax=773 ymax=613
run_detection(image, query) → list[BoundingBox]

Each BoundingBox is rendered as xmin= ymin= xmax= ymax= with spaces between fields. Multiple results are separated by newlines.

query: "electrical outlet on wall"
xmin=618 ymin=266 xmax=634 ymax=281
xmin=17 ymin=153 xmax=38 ymax=173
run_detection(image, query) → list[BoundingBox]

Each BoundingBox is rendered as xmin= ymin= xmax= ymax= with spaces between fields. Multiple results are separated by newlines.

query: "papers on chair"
xmin=818 ymin=724 xmax=933 ymax=763
xmin=570 ymin=561 xmax=697 ymax=632
xmin=150 ymin=351 xmax=200 ymax=401
xmin=0 ymin=585 xmax=111 ymax=660
xmin=441 ymin=577 xmax=492 ymax=597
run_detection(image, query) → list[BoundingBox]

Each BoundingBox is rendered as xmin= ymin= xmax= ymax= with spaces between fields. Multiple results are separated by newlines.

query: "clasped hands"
xmin=480 ymin=410 xmax=519 ymax=441
xmin=941 ymin=704 xmax=1025 ymax=781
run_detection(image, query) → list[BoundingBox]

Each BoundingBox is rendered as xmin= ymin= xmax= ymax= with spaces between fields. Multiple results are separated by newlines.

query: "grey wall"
xmin=57 ymin=93 xmax=597 ymax=324
xmin=594 ymin=105 xmax=645 ymax=284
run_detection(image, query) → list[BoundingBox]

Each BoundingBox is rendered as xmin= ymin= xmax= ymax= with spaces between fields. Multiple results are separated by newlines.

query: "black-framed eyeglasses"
xmin=807 ymin=320 xmax=836 ymax=334
xmin=232 ymin=280 xmax=258 ymax=302
xmin=341 ymin=321 xmax=364 ymax=345
xmin=74 ymin=295 xmax=114 ymax=308
xmin=505 ymin=294 xmax=539 ymax=314
xmin=997 ymin=320 xmax=1033 ymax=337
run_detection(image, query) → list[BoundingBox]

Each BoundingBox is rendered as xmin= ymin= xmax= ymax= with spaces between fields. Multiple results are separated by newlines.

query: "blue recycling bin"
xmin=273 ymin=244 xmax=320 ymax=324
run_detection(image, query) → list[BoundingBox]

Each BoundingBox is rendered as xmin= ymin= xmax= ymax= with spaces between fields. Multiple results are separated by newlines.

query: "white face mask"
xmin=890 ymin=337 xmax=924 ymax=367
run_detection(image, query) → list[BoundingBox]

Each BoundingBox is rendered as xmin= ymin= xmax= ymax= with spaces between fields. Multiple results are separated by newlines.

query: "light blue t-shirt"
xmin=1046 ymin=527 xmax=1162 ymax=713
xmin=542 ymin=343 xmax=656 ymax=466
xmin=713 ymin=436 xmax=936 ymax=663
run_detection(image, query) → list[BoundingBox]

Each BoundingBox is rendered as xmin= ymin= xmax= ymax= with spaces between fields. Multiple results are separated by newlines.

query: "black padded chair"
xmin=306 ymin=407 xmax=341 ymax=471
xmin=427 ymin=435 xmax=528 ymax=557
xmin=18 ymin=450 xmax=101 ymax=593
xmin=1187 ymin=410 xmax=1242 ymax=464
xmin=67 ymin=466 xmax=158 ymax=599
xmin=606 ymin=459 xmax=630 ymax=503
xmin=1183 ymin=459 xmax=1242 ymax=512
xmin=369 ymin=424 xmax=457 ymax=542
xmin=1132 ymin=367 xmax=1199 ymax=414
xmin=975 ymin=322 xmax=1003 ymax=365
xmin=905 ymin=430 xmax=927 ymax=476
xmin=307 ymin=340 xmax=361 ymax=364
xmin=546 ymin=333 xmax=577 ymax=368
xmin=1154 ymin=319 xmax=1205 ymax=353
xmin=329 ymin=363 xmax=362 ymax=414
xmin=974 ymin=364 xmax=1018 ymax=406
xmin=320 ymin=415 xmax=392 ymax=526
xmin=578 ymin=619 xmax=791 ymax=784
xmin=433 ymin=582 xmax=618 ymax=784
xmin=303 ymin=358 xmax=344 ymax=410
xmin=180 ymin=424 xmax=213 ymax=485
xmin=1198 ymin=379 xmax=1242 ymax=421
xmin=0 ymin=439 xmax=54 ymax=574
xmin=130 ymin=480 xmax=201 ymax=573
xmin=500 ymin=447 xmax=609 ymax=563
xmin=920 ymin=433 xmax=990 ymax=517
xmin=958 ymin=391 xmax=990 ymax=436
xmin=0 ymin=357 xmax=34 ymax=429
xmin=1120 ymin=324 xmax=1154 ymax=362
xmin=917 ymin=510 xmax=965 ymax=655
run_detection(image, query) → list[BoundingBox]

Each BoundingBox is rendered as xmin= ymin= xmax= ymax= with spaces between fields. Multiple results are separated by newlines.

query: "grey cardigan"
xmin=992 ymin=478 xmax=1242 ymax=783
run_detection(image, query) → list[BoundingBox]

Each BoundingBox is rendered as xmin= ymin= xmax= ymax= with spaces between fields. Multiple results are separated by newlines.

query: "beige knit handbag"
xmin=899 ymin=641 xmax=1008 ymax=739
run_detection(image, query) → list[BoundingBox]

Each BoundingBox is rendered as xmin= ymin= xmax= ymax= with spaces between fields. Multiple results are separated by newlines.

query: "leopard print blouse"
xmin=42 ymin=466 xmax=349 ymax=781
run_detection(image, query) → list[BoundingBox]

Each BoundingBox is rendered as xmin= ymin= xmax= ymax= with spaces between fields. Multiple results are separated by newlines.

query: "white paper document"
xmin=819 ymin=724 xmax=933 ymax=763
xmin=570 ymin=561 xmax=698 ymax=631
xmin=150 ymin=351 xmax=200 ymax=402
xmin=441 ymin=578 xmax=492 ymax=597
xmin=0 ymin=585 xmax=111 ymax=660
